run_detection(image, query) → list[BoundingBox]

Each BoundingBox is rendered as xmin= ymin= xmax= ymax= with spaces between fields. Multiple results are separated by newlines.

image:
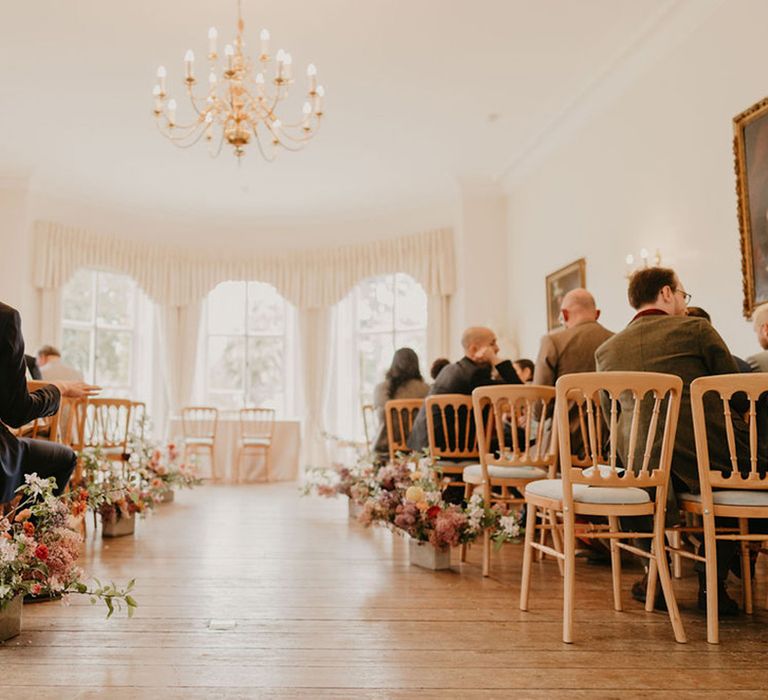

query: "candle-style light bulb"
xmin=625 ymin=254 xmax=634 ymax=266
xmin=208 ymin=27 xmax=218 ymax=56
xmin=640 ymin=248 xmax=649 ymax=266
xmin=167 ymin=98 xmax=177 ymax=125
xmin=307 ymin=63 xmax=317 ymax=93
xmin=224 ymin=44 xmax=235 ymax=72
xmin=157 ymin=65 xmax=167 ymax=93
xmin=184 ymin=49 xmax=195 ymax=79
xmin=284 ymin=52 xmax=292 ymax=78
xmin=259 ymin=28 xmax=270 ymax=58
xmin=307 ymin=64 xmax=317 ymax=77
xmin=302 ymin=101 xmax=312 ymax=115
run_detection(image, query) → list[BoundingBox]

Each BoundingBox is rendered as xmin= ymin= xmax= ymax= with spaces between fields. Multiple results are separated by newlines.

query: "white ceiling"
xmin=0 ymin=0 xmax=682 ymax=227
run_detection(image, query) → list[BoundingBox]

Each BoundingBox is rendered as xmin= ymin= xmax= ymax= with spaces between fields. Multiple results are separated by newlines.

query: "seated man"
xmin=595 ymin=267 xmax=761 ymax=614
xmin=1 ymin=302 xmax=97 ymax=503
xmin=37 ymin=344 xmax=84 ymax=381
xmin=408 ymin=326 xmax=521 ymax=453
xmin=533 ymin=288 xmax=613 ymax=457
xmin=747 ymin=302 xmax=768 ymax=372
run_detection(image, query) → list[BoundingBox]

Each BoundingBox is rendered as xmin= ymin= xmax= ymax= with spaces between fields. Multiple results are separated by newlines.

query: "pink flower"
xmin=30 ymin=583 xmax=42 ymax=596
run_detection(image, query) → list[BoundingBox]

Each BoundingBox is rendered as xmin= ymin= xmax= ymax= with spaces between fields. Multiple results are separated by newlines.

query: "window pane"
xmin=62 ymin=269 xmax=95 ymax=323
xmin=247 ymin=282 xmax=285 ymax=334
xmin=356 ymin=275 xmax=395 ymax=332
xmin=206 ymin=391 xmax=242 ymax=411
xmin=245 ymin=337 xmax=284 ymax=408
xmin=62 ymin=327 xmax=92 ymax=379
xmin=96 ymin=271 xmax=134 ymax=327
xmin=395 ymin=273 xmax=427 ymax=330
xmin=358 ymin=333 xmax=394 ymax=405
xmin=208 ymin=336 xmax=245 ymax=392
xmin=208 ymin=282 xmax=246 ymax=335
xmin=94 ymin=329 xmax=131 ymax=387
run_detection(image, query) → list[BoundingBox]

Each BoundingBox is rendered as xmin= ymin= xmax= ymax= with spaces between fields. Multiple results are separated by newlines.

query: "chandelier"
xmin=152 ymin=1 xmax=325 ymax=160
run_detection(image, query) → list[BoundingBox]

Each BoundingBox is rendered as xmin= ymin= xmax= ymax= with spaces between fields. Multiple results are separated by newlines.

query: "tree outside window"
xmin=354 ymin=273 xmax=428 ymax=407
xmin=204 ymin=281 xmax=288 ymax=413
xmin=61 ymin=268 xmax=137 ymax=396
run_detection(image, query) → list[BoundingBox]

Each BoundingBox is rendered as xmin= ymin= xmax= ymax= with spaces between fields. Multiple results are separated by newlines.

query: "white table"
xmin=169 ymin=415 xmax=301 ymax=484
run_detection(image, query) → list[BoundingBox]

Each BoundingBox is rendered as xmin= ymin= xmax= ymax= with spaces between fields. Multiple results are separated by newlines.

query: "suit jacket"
xmin=747 ymin=349 xmax=768 ymax=373
xmin=595 ymin=314 xmax=761 ymax=492
xmin=407 ymin=357 xmax=521 ymax=452
xmin=372 ymin=377 xmax=429 ymax=455
xmin=24 ymin=355 xmax=42 ymax=380
xmin=533 ymin=320 xmax=614 ymax=457
xmin=0 ymin=303 xmax=61 ymax=501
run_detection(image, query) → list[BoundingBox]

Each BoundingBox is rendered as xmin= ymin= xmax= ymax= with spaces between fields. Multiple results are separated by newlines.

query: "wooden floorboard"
xmin=2 ymin=483 xmax=767 ymax=697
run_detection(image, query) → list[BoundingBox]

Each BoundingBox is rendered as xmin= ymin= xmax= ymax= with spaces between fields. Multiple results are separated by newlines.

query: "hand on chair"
xmin=53 ymin=381 xmax=101 ymax=399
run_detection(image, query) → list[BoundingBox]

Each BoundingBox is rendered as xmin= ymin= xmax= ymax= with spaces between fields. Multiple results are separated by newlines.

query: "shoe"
xmin=630 ymin=575 xmax=667 ymax=611
xmin=697 ymin=572 xmax=740 ymax=617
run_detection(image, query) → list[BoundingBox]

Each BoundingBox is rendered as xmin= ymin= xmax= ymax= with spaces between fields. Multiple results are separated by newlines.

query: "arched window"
xmin=202 ymin=281 xmax=292 ymax=412
xmin=60 ymin=268 xmax=146 ymax=395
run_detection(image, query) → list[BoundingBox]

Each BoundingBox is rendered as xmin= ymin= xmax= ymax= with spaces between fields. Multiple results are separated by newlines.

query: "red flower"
xmin=30 ymin=583 xmax=42 ymax=596
xmin=427 ymin=505 xmax=441 ymax=519
xmin=34 ymin=544 xmax=49 ymax=561
xmin=23 ymin=521 xmax=35 ymax=536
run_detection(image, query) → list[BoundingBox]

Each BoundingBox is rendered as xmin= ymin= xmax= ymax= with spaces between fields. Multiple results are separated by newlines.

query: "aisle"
xmin=2 ymin=484 xmax=768 ymax=698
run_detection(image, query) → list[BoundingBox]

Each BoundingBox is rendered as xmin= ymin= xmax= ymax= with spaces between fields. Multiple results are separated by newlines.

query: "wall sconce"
xmin=625 ymin=248 xmax=662 ymax=278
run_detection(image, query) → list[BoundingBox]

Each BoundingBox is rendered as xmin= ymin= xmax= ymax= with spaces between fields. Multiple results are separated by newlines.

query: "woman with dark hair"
xmin=373 ymin=347 xmax=429 ymax=458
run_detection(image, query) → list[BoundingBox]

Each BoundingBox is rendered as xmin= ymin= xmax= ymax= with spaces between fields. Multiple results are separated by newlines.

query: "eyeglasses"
xmin=675 ymin=288 xmax=692 ymax=305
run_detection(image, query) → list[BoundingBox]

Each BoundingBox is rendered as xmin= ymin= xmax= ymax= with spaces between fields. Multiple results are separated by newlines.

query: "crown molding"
xmin=497 ymin=0 xmax=725 ymax=192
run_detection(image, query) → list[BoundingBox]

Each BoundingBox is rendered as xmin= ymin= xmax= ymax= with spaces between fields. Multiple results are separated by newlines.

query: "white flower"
xmin=23 ymin=473 xmax=49 ymax=497
xmin=498 ymin=515 xmax=521 ymax=539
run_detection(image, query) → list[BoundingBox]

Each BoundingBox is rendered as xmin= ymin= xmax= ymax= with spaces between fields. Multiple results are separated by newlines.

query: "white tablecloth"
xmin=169 ymin=416 xmax=301 ymax=484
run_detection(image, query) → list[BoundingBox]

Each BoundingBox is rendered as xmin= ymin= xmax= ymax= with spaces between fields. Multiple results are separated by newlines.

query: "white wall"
xmin=507 ymin=0 xmax=766 ymax=363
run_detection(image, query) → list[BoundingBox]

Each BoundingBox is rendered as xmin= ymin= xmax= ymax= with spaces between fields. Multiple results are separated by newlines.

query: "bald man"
xmin=747 ymin=303 xmax=768 ymax=372
xmin=407 ymin=326 xmax=521 ymax=453
xmin=533 ymin=289 xmax=613 ymax=455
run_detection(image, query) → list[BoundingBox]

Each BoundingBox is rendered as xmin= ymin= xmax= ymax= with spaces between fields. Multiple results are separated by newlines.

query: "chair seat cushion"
xmin=680 ymin=490 xmax=768 ymax=507
xmin=525 ymin=478 xmax=651 ymax=505
xmin=463 ymin=463 xmax=548 ymax=485
xmin=243 ymin=437 xmax=271 ymax=446
xmin=434 ymin=459 xmax=476 ymax=471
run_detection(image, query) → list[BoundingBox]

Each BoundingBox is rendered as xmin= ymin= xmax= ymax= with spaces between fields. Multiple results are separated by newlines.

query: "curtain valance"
xmin=33 ymin=220 xmax=455 ymax=309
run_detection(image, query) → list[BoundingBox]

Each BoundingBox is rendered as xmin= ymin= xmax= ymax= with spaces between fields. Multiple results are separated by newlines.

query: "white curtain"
xmin=157 ymin=302 xmax=203 ymax=417
xmin=38 ymin=287 xmax=62 ymax=349
xmin=298 ymin=307 xmax=334 ymax=469
xmin=33 ymin=221 xmax=456 ymax=309
xmin=427 ymin=294 xmax=451 ymax=362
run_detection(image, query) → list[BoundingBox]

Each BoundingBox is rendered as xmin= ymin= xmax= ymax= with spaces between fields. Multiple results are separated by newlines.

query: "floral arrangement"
xmin=305 ymin=453 xmax=524 ymax=550
xmin=133 ymin=441 xmax=202 ymax=500
xmin=77 ymin=448 xmax=155 ymax=524
xmin=0 ymin=474 xmax=138 ymax=617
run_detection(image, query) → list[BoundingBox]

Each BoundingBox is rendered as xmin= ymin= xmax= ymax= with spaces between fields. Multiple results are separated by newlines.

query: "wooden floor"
xmin=2 ymin=484 xmax=768 ymax=698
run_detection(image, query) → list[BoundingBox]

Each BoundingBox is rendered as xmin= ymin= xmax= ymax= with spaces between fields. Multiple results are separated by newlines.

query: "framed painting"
xmin=545 ymin=258 xmax=586 ymax=331
xmin=734 ymin=96 xmax=768 ymax=318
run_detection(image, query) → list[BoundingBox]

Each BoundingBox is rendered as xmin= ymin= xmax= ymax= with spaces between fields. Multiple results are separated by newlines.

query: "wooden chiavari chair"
xmin=181 ymin=407 xmax=218 ymax=480
xmin=361 ymin=404 xmax=375 ymax=454
xmin=82 ymin=398 xmax=133 ymax=476
xmin=235 ymin=408 xmax=276 ymax=483
xmin=384 ymin=398 xmax=424 ymax=462
xmin=666 ymin=374 xmax=768 ymax=644
xmin=469 ymin=385 xmax=556 ymax=576
xmin=424 ymin=394 xmax=480 ymax=492
xmin=519 ymin=372 xmax=686 ymax=644
xmin=14 ymin=380 xmax=62 ymax=442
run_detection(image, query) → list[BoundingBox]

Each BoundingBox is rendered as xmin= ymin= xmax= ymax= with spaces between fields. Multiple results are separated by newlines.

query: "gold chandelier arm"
xmin=251 ymin=124 xmax=278 ymax=162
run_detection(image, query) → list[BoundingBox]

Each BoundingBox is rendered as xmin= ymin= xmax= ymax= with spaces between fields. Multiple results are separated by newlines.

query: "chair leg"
xmin=667 ymin=529 xmax=682 ymax=579
xmin=209 ymin=445 xmax=217 ymax=481
xmin=739 ymin=518 xmax=753 ymax=615
xmin=608 ymin=515 xmax=622 ymax=612
xmin=562 ymin=506 xmax=576 ymax=644
xmin=548 ymin=509 xmax=564 ymax=577
xmin=460 ymin=483 xmax=473 ymax=563
xmin=536 ymin=508 xmax=546 ymax=561
xmin=482 ymin=528 xmax=491 ymax=577
xmin=519 ymin=502 xmax=538 ymax=611
xmin=702 ymin=513 xmax=719 ymax=644
xmin=234 ymin=446 xmax=242 ymax=485
xmin=654 ymin=524 xmax=686 ymax=643
xmin=646 ymin=554 xmax=658 ymax=613
xmin=265 ymin=445 xmax=272 ymax=483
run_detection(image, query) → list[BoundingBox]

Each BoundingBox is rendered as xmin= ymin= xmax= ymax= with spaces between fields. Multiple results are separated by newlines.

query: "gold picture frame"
xmin=734 ymin=96 xmax=768 ymax=318
xmin=545 ymin=258 xmax=586 ymax=331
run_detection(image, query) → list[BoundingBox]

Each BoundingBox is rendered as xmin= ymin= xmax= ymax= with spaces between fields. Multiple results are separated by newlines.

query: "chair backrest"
xmin=361 ymin=404 xmax=375 ymax=452
xmin=556 ymin=372 xmax=682 ymax=507
xmin=82 ymin=398 xmax=133 ymax=457
xmin=240 ymin=407 xmax=276 ymax=440
xmin=472 ymin=384 xmax=557 ymax=476
xmin=691 ymin=374 xmax=768 ymax=493
xmin=130 ymin=401 xmax=147 ymax=441
xmin=20 ymin=380 xmax=62 ymax=442
xmin=181 ymin=406 xmax=218 ymax=440
xmin=385 ymin=398 xmax=424 ymax=461
xmin=425 ymin=394 xmax=479 ymax=460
